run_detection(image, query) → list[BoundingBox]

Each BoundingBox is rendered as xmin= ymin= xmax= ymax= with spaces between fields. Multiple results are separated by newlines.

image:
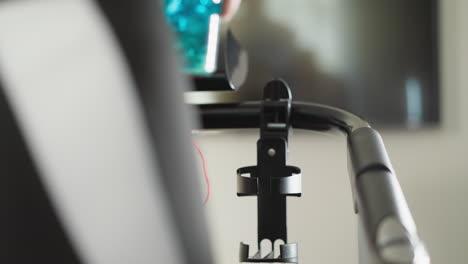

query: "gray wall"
xmin=196 ymin=0 xmax=468 ymax=263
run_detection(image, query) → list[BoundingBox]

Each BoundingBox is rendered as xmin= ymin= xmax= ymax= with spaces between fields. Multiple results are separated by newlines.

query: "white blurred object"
xmin=0 ymin=0 xmax=182 ymax=263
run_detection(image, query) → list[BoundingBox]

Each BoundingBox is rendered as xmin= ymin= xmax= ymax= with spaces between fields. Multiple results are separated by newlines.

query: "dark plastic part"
xmin=197 ymin=103 xmax=260 ymax=130
xmin=193 ymin=30 xmax=248 ymax=91
xmin=197 ymin=101 xmax=368 ymax=133
xmin=291 ymin=102 xmax=369 ymax=133
xmin=193 ymin=74 xmax=234 ymax=91
xmin=237 ymin=166 xmax=259 ymax=196
xmin=237 ymin=166 xmax=301 ymax=196
xmin=237 ymin=80 xmax=300 ymax=263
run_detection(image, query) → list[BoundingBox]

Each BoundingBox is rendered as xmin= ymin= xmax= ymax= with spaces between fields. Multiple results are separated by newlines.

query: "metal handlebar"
xmin=193 ymin=88 xmax=429 ymax=264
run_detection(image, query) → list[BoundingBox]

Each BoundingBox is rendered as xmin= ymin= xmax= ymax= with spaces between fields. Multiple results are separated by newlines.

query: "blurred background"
xmin=0 ymin=0 xmax=466 ymax=263
xmin=194 ymin=0 xmax=439 ymax=127
xmin=194 ymin=0 xmax=468 ymax=263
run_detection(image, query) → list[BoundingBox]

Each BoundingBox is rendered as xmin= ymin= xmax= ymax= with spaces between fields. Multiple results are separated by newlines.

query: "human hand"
xmin=221 ymin=0 xmax=242 ymax=21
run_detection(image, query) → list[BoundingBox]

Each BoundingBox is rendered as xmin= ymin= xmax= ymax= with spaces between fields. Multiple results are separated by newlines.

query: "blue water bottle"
xmin=164 ymin=0 xmax=224 ymax=75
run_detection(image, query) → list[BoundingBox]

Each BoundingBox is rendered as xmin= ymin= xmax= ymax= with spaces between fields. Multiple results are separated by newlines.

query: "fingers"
xmin=221 ymin=0 xmax=242 ymax=21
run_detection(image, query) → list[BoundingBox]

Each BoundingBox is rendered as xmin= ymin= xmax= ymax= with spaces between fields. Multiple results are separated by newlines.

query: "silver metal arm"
xmin=348 ymin=127 xmax=430 ymax=264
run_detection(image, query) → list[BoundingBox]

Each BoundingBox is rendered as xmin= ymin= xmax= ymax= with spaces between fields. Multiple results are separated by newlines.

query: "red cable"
xmin=191 ymin=140 xmax=211 ymax=205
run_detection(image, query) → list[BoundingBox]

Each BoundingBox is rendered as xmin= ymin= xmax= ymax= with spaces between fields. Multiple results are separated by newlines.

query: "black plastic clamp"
xmin=237 ymin=80 xmax=301 ymax=263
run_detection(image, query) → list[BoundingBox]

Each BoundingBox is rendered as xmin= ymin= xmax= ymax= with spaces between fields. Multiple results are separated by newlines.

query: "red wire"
xmin=191 ymin=140 xmax=211 ymax=205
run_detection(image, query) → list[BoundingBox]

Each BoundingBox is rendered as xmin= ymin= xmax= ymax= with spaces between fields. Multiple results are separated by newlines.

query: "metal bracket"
xmin=237 ymin=80 xmax=301 ymax=263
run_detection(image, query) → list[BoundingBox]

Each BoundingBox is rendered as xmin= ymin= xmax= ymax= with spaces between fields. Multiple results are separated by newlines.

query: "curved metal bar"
xmin=197 ymin=101 xmax=369 ymax=133
xmin=198 ymin=102 xmax=260 ymax=130
xmin=291 ymin=102 xmax=370 ymax=133
xmin=195 ymin=101 xmax=429 ymax=264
